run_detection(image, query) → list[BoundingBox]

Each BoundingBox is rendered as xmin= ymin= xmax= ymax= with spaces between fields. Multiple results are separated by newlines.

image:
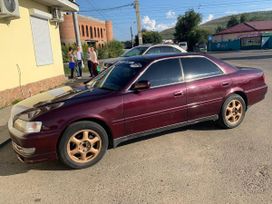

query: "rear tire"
xmin=58 ymin=121 xmax=108 ymax=169
xmin=218 ymin=94 xmax=246 ymax=129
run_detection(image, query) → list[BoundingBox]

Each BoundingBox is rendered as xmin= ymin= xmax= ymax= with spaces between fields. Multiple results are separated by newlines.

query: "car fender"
xmin=224 ymin=87 xmax=245 ymax=99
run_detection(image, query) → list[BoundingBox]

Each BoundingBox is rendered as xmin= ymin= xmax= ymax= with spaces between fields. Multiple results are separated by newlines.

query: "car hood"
xmin=10 ymin=85 xmax=113 ymax=120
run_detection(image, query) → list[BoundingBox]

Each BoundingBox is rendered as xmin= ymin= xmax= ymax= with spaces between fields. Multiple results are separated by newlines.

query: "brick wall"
xmin=0 ymin=75 xmax=66 ymax=108
xmin=60 ymin=14 xmax=113 ymax=48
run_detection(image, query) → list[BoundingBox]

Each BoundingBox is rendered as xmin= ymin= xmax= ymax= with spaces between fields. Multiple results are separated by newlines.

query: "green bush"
xmin=62 ymin=43 xmax=90 ymax=62
xmin=97 ymin=40 xmax=124 ymax=59
xmin=62 ymin=41 xmax=124 ymax=63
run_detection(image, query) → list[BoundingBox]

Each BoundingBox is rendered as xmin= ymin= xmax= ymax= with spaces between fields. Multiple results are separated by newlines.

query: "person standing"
xmin=68 ymin=47 xmax=76 ymax=79
xmin=87 ymin=47 xmax=99 ymax=77
xmin=76 ymin=46 xmax=83 ymax=79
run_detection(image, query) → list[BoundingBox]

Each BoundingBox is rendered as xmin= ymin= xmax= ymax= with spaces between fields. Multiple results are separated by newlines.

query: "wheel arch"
xmin=233 ymin=91 xmax=248 ymax=108
xmin=224 ymin=88 xmax=248 ymax=108
xmin=57 ymin=117 xmax=114 ymax=153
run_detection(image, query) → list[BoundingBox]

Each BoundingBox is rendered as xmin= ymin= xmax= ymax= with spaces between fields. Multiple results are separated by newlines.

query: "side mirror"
xmin=131 ymin=80 xmax=151 ymax=91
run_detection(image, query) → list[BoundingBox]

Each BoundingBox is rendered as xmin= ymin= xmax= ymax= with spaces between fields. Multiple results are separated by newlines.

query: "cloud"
xmin=202 ymin=14 xmax=214 ymax=24
xmin=166 ymin=10 xmax=176 ymax=19
xmin=142 ymin=16 xmax=175 ymax=31
xmin=142 ymin=16 xmax=156 ymax=30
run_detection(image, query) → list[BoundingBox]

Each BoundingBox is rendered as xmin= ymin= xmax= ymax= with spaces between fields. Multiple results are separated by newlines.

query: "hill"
xmin=160 ymin=10 xmax=272 ymax=40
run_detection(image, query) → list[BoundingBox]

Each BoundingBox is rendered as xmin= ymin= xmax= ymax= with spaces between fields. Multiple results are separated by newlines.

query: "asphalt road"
xmin=0 ymin=50 xmax=271 ymax=204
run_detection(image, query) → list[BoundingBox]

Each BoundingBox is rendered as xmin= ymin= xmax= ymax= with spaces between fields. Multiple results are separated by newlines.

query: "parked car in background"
xmin=194 ymin=43 xmax=208 ymax=52
xmin=178 ymin=42 xmax=188 ymax=51
xmin=102 ymin=44 xmax=187 ymax=68
xmin=9 ymin=53 xmax=267 ymax=169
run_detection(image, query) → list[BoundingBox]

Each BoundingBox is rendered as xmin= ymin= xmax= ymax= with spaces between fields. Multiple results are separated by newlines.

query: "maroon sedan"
xmin=9 ymin=53 xmax=268 ymax=169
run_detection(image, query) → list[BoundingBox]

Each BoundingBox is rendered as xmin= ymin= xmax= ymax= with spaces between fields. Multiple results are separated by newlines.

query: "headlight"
xmin=14 ymin=119 xmax=42 ymax=133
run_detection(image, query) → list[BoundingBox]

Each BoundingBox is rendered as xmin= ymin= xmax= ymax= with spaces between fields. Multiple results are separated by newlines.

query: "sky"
xmin=76 ymin=0 xmax=272 ymax=41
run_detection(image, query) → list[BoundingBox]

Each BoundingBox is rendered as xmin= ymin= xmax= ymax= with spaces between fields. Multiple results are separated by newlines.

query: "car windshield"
xmin=87 ymin=61 xmax=144 ymax=91
xmin=122 ymin=46 xmax=149 ymax=57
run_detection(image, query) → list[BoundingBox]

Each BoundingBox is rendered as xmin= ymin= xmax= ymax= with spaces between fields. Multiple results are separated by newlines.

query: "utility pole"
xmin=134 ymin=0 xmax=143 ymax=45
xmin=130 ymin=26 xmax=134 ymax=48
xmin=72 ymin=0 xmax=82 ymax=51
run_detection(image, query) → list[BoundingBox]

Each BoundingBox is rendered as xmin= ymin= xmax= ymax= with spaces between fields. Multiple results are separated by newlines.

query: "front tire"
xmin=218 ymin=94 xmax=246 ymax=129
xmin=58 ymin=121 xmax=109 ymax=169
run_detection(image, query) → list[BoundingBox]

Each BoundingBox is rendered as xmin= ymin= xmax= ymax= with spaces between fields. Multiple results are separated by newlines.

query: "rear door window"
xmin=145 ymin=47 xmax=161 ymax=55
xmin=181 ymin=57 xmax=223 ymax=80
xmin=160 ymin=46 xmax=181 ymax=53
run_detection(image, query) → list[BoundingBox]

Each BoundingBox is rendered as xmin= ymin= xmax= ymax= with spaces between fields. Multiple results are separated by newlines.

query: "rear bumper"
xmin=246 ymin=85 xmax=268 ymax=106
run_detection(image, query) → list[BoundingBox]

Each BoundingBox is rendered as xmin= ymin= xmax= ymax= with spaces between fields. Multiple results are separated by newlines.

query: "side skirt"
xmin=113 ymin=115 xmax=218 ymax=148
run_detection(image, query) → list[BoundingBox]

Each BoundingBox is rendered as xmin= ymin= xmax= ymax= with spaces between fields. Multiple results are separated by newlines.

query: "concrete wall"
xmin=0 ymin=0 xmax=65 ymax=106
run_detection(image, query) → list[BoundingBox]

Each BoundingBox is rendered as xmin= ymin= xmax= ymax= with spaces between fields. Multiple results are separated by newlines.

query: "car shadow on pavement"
xmin=0 ymin=121 xmax=220 ymax=176
xmin=0 ymin=143 xmax=70 ymax=177
xmin=118 ymin=121 xmax=221 ymax=147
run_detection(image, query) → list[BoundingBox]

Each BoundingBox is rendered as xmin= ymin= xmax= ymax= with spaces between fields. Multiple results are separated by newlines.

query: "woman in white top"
xmin=87 ymin=47 xmax=98 ymax=77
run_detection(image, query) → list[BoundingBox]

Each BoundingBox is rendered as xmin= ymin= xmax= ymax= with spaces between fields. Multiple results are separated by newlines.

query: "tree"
xmin=240 ymin=14 xmax=248 ymax=23
xmin=215 ymin=26 xmax=225 ymax=33
xmin=122 ymin=40 xmax=133 ymax=49
xmin=97 ymin=40 xmax=124 ymax=59
xmin=227 ymin=16 xmax=240 ymax=28
xmin=174 ymin=9 xmax=209 ymax=51
xmin=135 ymin=31 xmax=162 ymax=45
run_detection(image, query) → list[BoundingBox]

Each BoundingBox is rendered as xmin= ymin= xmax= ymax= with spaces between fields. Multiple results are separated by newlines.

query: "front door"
xmin=123 ymin=58 xmax=187 ymax=135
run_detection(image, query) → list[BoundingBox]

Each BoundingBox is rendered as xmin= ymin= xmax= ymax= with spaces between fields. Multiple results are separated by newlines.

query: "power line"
xmin=80 ymin=3 xmax=134 ymax=13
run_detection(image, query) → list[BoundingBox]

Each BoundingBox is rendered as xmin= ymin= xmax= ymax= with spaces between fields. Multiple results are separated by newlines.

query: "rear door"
xmin=181 ymin=57 xmax=231 ymax=121
xmin=123 ymin=58 xmax=187 ymax=135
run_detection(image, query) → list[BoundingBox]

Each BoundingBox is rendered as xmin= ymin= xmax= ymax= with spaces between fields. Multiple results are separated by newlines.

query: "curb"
xmin=0 ymin=138 xmax=11 ymax=148
xmin=0 ymin=125 xmax=11 ymax=148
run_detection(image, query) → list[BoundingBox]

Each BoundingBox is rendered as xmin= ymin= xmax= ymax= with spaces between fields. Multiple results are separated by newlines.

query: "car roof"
xmin=121 ymin=53 xmax=206 ymax=64
xmin=135 ymin=44 xmax=181 ymax=48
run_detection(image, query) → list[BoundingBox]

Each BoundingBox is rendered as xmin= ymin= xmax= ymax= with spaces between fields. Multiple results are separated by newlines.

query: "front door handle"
xmin=174 ymin=91 xmax=184 ymax=97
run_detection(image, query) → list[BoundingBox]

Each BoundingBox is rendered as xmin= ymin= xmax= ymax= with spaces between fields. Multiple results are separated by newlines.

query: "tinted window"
xmin=122 ymin=47 xmax=149 ymax=57
xmin=181 ymin=57 xmax=223 ymax=80
xmin=138 ymin=59 xmax=182 ymax=87
xmin=146 ymin=47 xmax=161 ymax=55
xmin=160 ymin=46 xmax=181 ymax=53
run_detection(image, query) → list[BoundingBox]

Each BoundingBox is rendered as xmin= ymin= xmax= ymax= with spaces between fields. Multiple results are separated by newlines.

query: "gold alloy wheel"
xmin=225 ymin=100 xmax=243 ymax=125
xmin=67 ymin=129 xmax=102 ymax=163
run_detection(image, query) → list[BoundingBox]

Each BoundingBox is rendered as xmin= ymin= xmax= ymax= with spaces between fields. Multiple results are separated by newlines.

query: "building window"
xmin=86 ymin=25 xmax=89 ymax=37
xmin=94 ymin=27 xmax=97 ymax=38
xmin=101 ymin=28 xmax=103 ymax=38
xmin=30 ymin=16 xmax=53 ymax=66
xmin=90 ymin=26 xmax=93 ymax=38
xmin=98 ymin=27 xmax=100 ymax=38
xmin=81 ymin=25 xmax=85 ymax=37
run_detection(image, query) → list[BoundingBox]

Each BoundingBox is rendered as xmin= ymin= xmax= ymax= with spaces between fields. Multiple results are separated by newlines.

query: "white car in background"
xmin=178 ymin=42 xmax=188 ymax=51
xmin=102 ymin=44 xmax=187 ymax=68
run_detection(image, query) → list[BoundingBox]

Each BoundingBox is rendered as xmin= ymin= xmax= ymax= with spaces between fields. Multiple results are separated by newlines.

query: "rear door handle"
xmin=174 ymin=91 xmax=184 ymax=97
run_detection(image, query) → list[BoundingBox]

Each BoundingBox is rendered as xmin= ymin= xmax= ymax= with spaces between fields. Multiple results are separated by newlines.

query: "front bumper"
xmin=8 ymin=119 xmax=59 ymax=164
